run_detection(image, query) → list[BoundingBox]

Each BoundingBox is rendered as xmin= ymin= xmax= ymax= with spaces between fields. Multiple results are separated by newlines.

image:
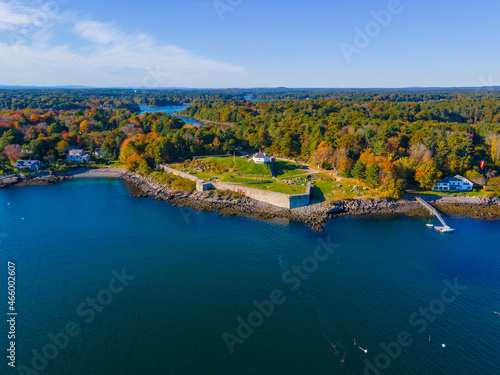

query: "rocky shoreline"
xmin=123 ymin=172 xmax=331 ymax=231
xmin=122 ymin=173 xmax=500 ymax=231
xmin=2 ymin=169 xmax=499 ymax=231
xmin=0 ymin=168 xmax=127 ymax=188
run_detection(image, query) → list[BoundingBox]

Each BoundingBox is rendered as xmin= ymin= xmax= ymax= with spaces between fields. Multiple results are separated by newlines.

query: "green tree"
xmin=365 ymin=164 xmax=380 ymax=187
xmin=137 ymin=157 xmax=152 ymax=176
xmin=351 ymin=160 xmax=366 ymax=180
xmin=56 ymin=140 xmax=69 ymax=155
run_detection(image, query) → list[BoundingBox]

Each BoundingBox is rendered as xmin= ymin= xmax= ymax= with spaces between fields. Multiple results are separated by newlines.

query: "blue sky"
xmin=0 ymin=0 xmax=499 ymax=88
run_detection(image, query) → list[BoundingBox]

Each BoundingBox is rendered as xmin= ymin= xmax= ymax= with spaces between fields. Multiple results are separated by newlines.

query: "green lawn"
xmin=219 ymin=175 xmax=272 ymax=184
xmin=242 ymin=181 xmax=307 ymax=195
xmin=310 ymin=173 xmax=380 ymax=201
xmin=171 ymin=156 xmax=272 ymax=180
xmin=273 ymin=160 xmax=307 ymax=178
xmin=203 ymin=157 xmax=272 ymax=175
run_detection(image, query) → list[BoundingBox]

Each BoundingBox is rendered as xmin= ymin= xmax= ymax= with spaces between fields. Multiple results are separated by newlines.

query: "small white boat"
xmin=426 ymin=224 xmax=434 ymax=228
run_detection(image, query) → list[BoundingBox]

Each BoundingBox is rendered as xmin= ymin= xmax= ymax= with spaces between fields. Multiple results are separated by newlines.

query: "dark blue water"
xmin=1 ymin=179 xmax=499 ymax=375
xmin=139 ymin=105 xmax=205 ymax=127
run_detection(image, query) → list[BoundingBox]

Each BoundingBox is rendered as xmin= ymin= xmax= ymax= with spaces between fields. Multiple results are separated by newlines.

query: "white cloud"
xmin=0 ymin=1 xmax=38 ymax=30
xmin=74 ymin=20 xmax=121 ymax=45
xmin=0 ymin=8 xmax=244 ymax=87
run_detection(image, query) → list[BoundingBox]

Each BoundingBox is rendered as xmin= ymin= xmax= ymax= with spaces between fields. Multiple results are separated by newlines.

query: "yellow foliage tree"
xmin=491 ymin=135 xmax=500 ymax=163
xmin=80 ymin=120 xmax=91 ymax=133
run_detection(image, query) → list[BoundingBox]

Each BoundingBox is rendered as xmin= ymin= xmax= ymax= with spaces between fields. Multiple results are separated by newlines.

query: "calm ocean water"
xmin=139 ymin=105 xmax=205 ymax=127
xmin=1 ymin=179 xmax=499 ymax=375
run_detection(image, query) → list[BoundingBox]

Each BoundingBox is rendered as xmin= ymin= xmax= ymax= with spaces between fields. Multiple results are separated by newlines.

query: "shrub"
xmin=487 ymin=177 xmax=500 ymax=194
xmin=464 ymin=170 xmax=487 ymax=186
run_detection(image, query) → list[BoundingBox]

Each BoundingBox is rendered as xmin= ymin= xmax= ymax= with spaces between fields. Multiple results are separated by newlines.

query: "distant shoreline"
xmin=2 ymin=168 xmax=499 ymax=230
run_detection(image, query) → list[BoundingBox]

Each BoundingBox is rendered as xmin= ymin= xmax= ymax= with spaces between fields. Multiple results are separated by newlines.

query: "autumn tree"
xmin=212 ymin=136 xmax=221 ymax=152
xmin=332 ymin=148 xmax=354 ymax=176
xmin=380 ymin=161 xmax=406 ymax=198
xmin=409 ymin=143 xmax=432 ymax=163
xmin=311 ymin=141 xmax=334 ymax=169
xmin=80 ymin=120 xmax=91 ymax=133
xmin=415 ymin=161 xmax=442 ymax=189
xmin=491 ymin=135 xmax=500 ymax=163
xmin=488 ymin=177 xmax=500 ymax=193
xmin=3 ymin=144 xmax=22 ymax=161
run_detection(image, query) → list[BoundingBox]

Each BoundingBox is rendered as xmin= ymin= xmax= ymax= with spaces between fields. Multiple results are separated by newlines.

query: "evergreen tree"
xmin=352 ymin=160 xmax=366 ymax=180
xmin=365 ymin=164 xmax=380 ymax=187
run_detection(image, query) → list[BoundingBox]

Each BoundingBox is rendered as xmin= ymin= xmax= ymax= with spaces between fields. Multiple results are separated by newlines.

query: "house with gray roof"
xmin=67 ymin=149 xmax=90 ymax=162
xmin=14 ymin=160 xmax=41 ymax=171
xmin=251 ymin=151 xmax=272 ymax=164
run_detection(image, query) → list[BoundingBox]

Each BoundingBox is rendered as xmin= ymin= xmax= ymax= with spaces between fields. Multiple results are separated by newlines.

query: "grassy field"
xmin=273 ymin=160 xmax=307 ymax=179
xmin=241 ymin=181 xmax=307 ymax=195
xmin=202 ymin=157 xmax=272 ymax=175
xmin=310 ymin=173 xmax=379 ymax=201
xmin=150 ymin=171 xmax=196 ymax=191
xmin=171 ymin=156 xmax=272 ymax=181
xmin=219 ymin=175 xmax=272 ymax=184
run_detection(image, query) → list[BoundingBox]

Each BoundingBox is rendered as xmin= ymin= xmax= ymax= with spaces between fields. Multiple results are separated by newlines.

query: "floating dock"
xmin=416 ymin=197 xmax=454 ymax=232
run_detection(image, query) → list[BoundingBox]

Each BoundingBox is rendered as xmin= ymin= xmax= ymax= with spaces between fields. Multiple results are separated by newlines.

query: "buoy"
xmin=442 ymin=344 xmax=446 ymax=348
xmin=359 ymin=346 xmax=368 ymax=353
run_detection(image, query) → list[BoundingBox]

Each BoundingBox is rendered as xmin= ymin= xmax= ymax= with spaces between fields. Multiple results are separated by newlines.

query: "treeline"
xmin=237 ymin=88 xmax=500 ymax=102
xmin=0 ymin=89 xmax=248 ymax=111
xmin=3 ymin=88 xmax=500 ymax=112
xmin=0 ymin=90 xmax=141 ymax=111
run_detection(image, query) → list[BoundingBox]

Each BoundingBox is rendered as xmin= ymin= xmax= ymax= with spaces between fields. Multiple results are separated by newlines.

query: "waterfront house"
xmin=432 ymin=175 xmax=474 ymax=192
xmin=67 ymin=149 xmax=91 ymax=162
xmin=93 ymin=148 xmax=103 ymax=158
xmin=252 ymin=151 xmax=272 ymax=164
xmin=14 ymin=160 xmax=41 ymax=171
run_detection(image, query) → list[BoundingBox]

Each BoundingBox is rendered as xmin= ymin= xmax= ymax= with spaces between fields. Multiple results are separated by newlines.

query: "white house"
xmin=93 ymin=148 xmax=103 ymax=158
xmin=432 ymin=175 xmax=474 ymax=192
xmin=14 ymin=160 xmax=41 ymax=171
xmin=67 ymin=149 xmax=91 ymax=162
xmin=251 ymin=151 xmax=272 ymax=164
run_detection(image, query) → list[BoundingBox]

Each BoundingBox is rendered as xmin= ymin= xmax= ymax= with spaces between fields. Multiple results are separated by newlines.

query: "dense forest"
xmin=1 ymin=89 xmax=500 ymax=197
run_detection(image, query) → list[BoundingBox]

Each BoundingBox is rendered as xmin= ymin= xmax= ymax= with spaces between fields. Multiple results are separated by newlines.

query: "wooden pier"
xmin=416 ymin=197 xmax=453 ymax=231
